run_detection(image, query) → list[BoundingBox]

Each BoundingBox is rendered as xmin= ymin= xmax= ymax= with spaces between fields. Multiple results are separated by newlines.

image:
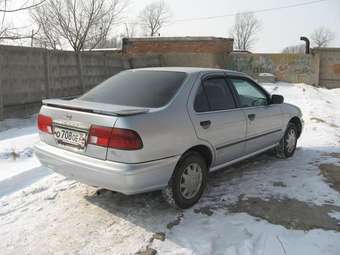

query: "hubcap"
xmin=286 ymin=128 xmax=297 ymax=153
xmin=179 ymin=163 xmax=203 ymax=199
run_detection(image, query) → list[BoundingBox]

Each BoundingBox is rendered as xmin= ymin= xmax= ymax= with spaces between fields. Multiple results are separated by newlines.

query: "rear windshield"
xmin=80 ymin=70 xmax=187 ymax=108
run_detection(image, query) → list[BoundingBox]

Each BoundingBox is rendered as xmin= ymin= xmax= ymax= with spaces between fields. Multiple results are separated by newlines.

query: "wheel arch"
xmin=182 ymin=144 xmax=214 ymax=169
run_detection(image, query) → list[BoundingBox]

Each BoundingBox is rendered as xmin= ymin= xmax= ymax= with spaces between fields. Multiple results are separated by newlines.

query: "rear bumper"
xmin=34 ymin=142 xmax=179 ymax=195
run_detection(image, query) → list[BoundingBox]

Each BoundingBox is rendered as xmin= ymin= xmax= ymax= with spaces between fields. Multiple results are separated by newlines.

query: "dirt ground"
xmin=228 ymin=197 xmax=340 ymax=232
xmin=319 ymin=152 xmax=340 ymax=193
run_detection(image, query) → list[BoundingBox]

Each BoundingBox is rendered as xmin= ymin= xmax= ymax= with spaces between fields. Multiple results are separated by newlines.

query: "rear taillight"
xmin=109 ymin=128 xmax=143 ymax=150
xmin=38 ymin=114 xmax=53 ymax=134
xmin=88 ymin=125 xmax=143 ymax=150
xmin=88 ymin=125 xmax=112 ymax=147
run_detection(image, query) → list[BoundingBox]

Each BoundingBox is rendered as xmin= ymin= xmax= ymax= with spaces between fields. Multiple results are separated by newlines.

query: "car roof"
xmin=131 ymin=67 xmax=247 ymax=77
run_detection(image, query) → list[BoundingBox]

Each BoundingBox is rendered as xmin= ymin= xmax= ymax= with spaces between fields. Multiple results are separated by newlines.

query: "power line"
xmin=121 ymin=0 xmax=329 ymax=27
xmin=169 ymin=0 xmax=330 ymax=24
xmin=113 ymin=0 xmax=330 ymax=27
xmin=0 ymin=0 xmax=47 ymax=13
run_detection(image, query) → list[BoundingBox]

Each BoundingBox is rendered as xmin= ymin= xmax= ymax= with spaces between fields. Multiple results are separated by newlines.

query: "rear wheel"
xmin=162 ymin=151 xmax=208 ymax=209
xmin=275 ymin=123 xmax=298 ymax=158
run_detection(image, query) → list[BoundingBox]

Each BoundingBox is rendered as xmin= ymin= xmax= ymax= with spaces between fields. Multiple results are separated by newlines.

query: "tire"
xmin=275 ymin=122 xmax=298 ymax=158
xmin=162 ymin=151 xmax=208 ymax=209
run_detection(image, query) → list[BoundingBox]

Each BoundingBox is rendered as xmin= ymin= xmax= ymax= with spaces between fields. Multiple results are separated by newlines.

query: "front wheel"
xmin=162 ymin=152 xmax=208 ymax=209
xmin=275 ymin=123 xmax=298 ymax=158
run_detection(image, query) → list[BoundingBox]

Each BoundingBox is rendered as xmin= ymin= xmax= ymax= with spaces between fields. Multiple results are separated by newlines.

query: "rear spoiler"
xmin=42 ymin=99 xmax=150 ymax=116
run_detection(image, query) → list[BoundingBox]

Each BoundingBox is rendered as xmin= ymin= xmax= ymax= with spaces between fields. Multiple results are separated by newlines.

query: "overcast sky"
xmin=6 ymin=0 xmax=340 ymax=52
xmin=128 ymin=0 xmax=340 ymax=52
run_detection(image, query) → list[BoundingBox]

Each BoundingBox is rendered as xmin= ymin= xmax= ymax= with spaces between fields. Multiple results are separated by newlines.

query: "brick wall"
xmin=123 ymin=37 xmax=234 ymax=55
xmin=122 ymin=37 xmax=233 ymax=69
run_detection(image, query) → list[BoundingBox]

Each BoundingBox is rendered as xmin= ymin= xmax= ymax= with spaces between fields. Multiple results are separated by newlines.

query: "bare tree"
xmin=139 ymin=0 xmax=171 ymax=37
xmin=92 ymin=37 xmax=118 ymax=49
xmin=230 ymin=12 xmax=261 ymax=51
xmin=0 ymin=0 xmax=47 ymax=41
xmin=32 ymin=30 xmax=62 ymax=50
xmin=31 ymin=0 xmax=127 ymax=51
xmin=310 ymin=27 xmax=335 ymax=47
xmin=123 ymin=22 xmax=137 ymax=38
xmin=282 ymin=44 xmax=305 ymax=54
xmin=0 ymin=0 xmax=9 ymax=39
xmin=30 ymin=4 xmax=59 ymax=49
xmin=0 ymin=0 xmax=47 ymax=13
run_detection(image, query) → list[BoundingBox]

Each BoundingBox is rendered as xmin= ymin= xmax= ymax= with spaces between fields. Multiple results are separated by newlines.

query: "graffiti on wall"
xmin=227 ymin=53 xmax=318 ymax=85
xmin=333 ymin=64 xmax=340 ymax=74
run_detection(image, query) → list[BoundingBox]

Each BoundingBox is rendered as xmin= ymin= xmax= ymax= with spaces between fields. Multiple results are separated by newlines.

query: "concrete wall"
xmin=0 ymin=45 xmax=160 ymax=120
xmin=226 ymin=53 xmax=320 ymax=85
xmin=313 ymin=48 xmax=340 ymax=89
xmin=1 ymin=39 xmax=339 ymax=120
xmin=0 ymin=46 xmax=47 ymax=119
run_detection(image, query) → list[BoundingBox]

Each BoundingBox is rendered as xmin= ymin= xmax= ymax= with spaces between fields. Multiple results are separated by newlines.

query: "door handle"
xmin=248 ymin=114 xmax=256 ymax=121
xmin=200 ymin=120 xmax=211 ymax=129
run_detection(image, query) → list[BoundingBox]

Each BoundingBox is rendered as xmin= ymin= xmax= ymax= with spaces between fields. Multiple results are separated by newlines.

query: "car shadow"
xmin=0 ymin=166 xmax=53 ymax=198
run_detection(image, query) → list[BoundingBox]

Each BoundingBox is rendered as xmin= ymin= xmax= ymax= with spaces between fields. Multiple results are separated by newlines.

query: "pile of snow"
xmin=257 ymin=73 xmax=276 ymax=83
xmin=0 ymin=117 xmax=52 ymax=197
xmin=153 ymin=212 xmax=340 ymax=255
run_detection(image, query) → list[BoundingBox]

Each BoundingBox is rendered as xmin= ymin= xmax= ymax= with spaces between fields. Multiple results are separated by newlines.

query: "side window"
xmin=194 ymin=85 xmax=210 ymax=112
xmin=194 ymin=77 xmax=236 ymax=112
xmin=230 ymin=78 xmax=268 ymax=107
xmin=204 ymin=78 xmax=236 ymax=111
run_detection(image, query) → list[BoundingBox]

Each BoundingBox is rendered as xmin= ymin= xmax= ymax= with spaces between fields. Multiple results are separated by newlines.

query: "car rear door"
xmin=189 ymin=74 xmax=247 ymax=167
xmin=228 ymin=76 xmax=284 ymax=154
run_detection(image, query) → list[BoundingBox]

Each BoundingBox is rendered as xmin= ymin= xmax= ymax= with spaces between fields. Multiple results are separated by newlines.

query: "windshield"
xmin=80 ymin=70 xmax=187 ymax=108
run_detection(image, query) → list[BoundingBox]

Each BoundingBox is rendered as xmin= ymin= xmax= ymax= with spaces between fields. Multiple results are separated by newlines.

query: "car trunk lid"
xmin=39 ymin=99 xmax=149 ymax=160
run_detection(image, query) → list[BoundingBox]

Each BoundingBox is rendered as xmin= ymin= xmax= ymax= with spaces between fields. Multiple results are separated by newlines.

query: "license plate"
xmin=53 ymin=126 xmax=87 ymax=149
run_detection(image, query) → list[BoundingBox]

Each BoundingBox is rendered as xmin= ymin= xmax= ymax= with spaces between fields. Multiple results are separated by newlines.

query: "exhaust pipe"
xmin=300 ymin=36 xmax=310 ymax=54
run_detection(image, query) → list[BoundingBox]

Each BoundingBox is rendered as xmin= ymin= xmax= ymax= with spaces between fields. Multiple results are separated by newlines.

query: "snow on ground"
xmin=1 ymin=82 xmax=340 ymax=255
xmin=0 ymin=117 xmax=52 ymax=197
xmin=329 ymin=211 xmax=340 ymax=221
xmin=152 ymin=212 xmax=340 ymax=255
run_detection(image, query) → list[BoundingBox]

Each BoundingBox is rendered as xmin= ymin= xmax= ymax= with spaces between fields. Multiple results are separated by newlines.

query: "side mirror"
xmin=271 ymin=94 xmax=284 ymax=104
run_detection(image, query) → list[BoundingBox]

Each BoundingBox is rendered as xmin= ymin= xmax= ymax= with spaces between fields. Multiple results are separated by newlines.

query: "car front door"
xmin=189 ymin=75 xmax=247 ymax=168
xmin=228 ymin=76 xmax=284 ymax=154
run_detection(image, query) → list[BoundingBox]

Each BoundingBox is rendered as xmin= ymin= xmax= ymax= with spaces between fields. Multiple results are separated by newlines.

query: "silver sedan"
xmin=34 ymin=67 xmax=303 ymax=209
